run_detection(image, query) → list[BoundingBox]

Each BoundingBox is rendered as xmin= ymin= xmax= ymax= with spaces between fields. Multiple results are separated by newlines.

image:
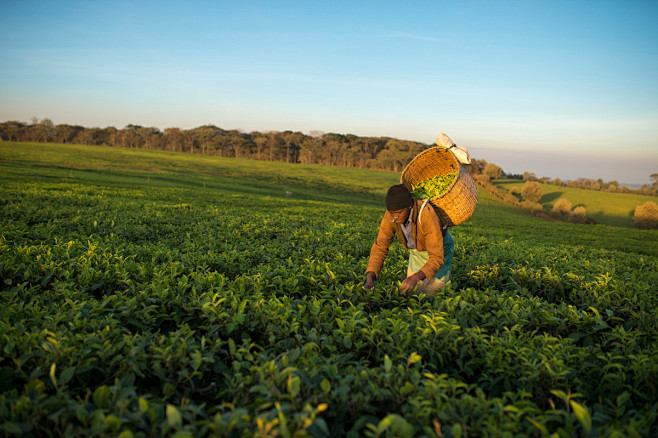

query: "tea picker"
xmin=364 ymin=133 xmax=478 ymax=295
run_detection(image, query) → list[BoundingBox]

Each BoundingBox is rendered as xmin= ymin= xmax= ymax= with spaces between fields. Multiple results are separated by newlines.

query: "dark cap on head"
xmin=385 ymin=184 xmax=414 ymax=211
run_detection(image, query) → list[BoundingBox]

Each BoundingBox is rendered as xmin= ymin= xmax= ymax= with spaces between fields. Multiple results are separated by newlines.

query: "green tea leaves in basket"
xmin=410 ymin=171 xmax=458 ymax=199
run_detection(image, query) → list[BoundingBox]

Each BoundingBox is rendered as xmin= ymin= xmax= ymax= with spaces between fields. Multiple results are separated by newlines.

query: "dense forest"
xmin=1 ymin=118 xmax=656 ymax=196
xmin=0 ymin=118 xmax=429 ymax=172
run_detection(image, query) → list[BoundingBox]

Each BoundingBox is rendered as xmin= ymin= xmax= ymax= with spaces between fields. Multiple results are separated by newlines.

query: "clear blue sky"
xmin=1 ymin=0 xmax=657 ymax=185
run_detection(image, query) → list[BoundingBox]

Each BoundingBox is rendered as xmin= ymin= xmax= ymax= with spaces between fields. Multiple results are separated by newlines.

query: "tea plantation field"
xmin=1 ymin=143 xmax=657 ymax=437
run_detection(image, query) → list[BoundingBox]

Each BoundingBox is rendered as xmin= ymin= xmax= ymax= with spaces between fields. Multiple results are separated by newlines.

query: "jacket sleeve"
xmin=365 ymin=212 xmax=396 ymax=278
xmin=417 ymin=206 xmax=444 ymax=280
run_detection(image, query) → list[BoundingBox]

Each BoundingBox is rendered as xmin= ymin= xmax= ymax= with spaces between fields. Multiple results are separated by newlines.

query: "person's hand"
xmin=399 ymin=272 xmax=423 ymax=295
xmin=364 ymin=272 xmax=376 ymax=290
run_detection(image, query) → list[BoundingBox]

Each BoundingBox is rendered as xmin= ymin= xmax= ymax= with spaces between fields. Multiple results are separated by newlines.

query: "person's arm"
xmin=399 ymin=270 xmax=425 ymax=294
xmin=364 ymin=212 xmax=396 ymax=289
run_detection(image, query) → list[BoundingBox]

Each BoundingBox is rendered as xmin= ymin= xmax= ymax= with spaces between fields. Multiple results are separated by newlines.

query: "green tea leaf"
xmin=138 ymin=397 xmax=149 ymax=414
xmin=228 ymin=338 xmax=236 ymax=356
xmin=2 ymin=422 xmax=23 ymax=434
xmin=526 ymin=417 xmax=548 ymax=435
xmin=451 ymin=423 xmax=463 ymax=438
xmin=93 ymin=385 xmax=111 ymax=408
xmin=49 ymin=363 xmax=57 ymax=388
xmin=287 ymin=375 xmax=301 ymax=397
xmin=105 ymin=414 xmax=121 ymax=432
xmin=166 ymin=404 xmax=182 ymax=427
xmin=570 ymin=400 xmax=592 ymax=433
xmin=60 ymin=367 xmax=76 ymax=385
xmin=411 ymin=172 xmax=458 ymax=199
xmin=407 ymin=352 xmax=422 ymax=366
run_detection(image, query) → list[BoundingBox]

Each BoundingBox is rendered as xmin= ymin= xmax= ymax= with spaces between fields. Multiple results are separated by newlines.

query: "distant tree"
xmin=54 ymin=124 xmax=84 ymax=144
xmin=164 ymin=127 xmax=184 ymax=152
xmin=74 ymin=129 xmax=94 ymax=145
xmin=569 ymin=206 xmax=588 ymax=224
xmin=26 ymin=118 xmax=54 ymax=142
xmin=137 ymin=127 xmax=161 ymax=150
xmin=39 ymin=118 xmax=55 ymax=142
xmin=299 ymin=137 xmax=321 ymax=164
xmin=467 ymin=158 xmax=487 ymax=175
xmin=227 ymin=130 xmax=252 ymax=158
xmin=504 ymin=173 xmax=523 ymax=180
xmin=483 ymin=163 xmax=503 ymax=180
xmin=633 ymin=201 xmax=658 ymax=229
xmin=265 ymin=131 xmax=282 ymax=161
xmin=0 ymin=121 xmax=27 ymax=140
xmin=641 ymin=185 xmax=657 ymax=197
xmin=553 ymin=178 xmax=564 ymax=186
xmin=651 ymin=174 xmax=658 ymax=188
xmin=521 ymin=181 xmax=542 ymax=202
xmin=551 ymin=198 xmax=572 ymax=218
xmin=252 ymin=134 xmax=267 ymax=160
xmin=523 ymin=171 xmax=537 ymax=181
xmin=281 ymin=130 xmax=303 ymax=163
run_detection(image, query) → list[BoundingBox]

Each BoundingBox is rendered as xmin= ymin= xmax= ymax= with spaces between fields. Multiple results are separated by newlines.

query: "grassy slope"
xmin=5 ymin=143 xmax=654 ymax=229
xmin=2 ymin=142 xmax=655 ymax=257
xmin=494 ymin=179 xmax=656 ymax=228
xmin=0 ymin=142 xmax=400 ymax=207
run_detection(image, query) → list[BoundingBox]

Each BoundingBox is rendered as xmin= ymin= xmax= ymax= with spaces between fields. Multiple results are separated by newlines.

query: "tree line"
xmin=1 ymin=118 xmax=655 ymax=196
xmin=0 ymin=118 xmax=431 ymax=172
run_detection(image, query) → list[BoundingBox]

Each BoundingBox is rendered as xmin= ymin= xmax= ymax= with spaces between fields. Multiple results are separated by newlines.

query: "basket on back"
xmin=400 ymin=146 xmax=478 ymax=227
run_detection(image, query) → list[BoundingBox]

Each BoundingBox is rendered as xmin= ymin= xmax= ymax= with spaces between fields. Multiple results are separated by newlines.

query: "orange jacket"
xmin=366 ymin=200 xmax=445 ymax=280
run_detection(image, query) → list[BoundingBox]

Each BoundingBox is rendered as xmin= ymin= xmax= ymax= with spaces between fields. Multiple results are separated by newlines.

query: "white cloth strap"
xmin=418 ymin=199 xmax=429 ymax=227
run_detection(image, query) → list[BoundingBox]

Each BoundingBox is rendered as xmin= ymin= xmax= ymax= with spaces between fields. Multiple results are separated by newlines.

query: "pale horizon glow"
xmin=1 ymin=0 xmax=656 ymax=185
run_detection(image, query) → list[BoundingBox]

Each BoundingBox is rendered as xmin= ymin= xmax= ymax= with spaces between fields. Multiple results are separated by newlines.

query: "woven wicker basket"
xmin=400 ymin=146 xmax=478 ymax=227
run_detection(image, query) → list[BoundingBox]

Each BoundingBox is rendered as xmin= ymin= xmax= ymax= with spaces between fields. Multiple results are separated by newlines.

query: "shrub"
xmin=568 ymin=205 xmax=588 ymax=224
xmin=504 ymin=193 xmax=519 ymax=205
xmin=633 ymin=201 xmax=658 ymax=229
xmin=521 ymin=181 xmax=542 ymax=202
xmin=483 ymin=163 xmax=503 ymax=180
xmin=521 ymin=200 xmax=543 ymax=215
xmin=474 ymin=173 xmax=491 ymax=184
xmin=551 ymin=198 xmax=572 ymax=218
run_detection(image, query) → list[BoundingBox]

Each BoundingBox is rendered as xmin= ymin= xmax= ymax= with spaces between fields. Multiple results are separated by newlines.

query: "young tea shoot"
xmin=411 ymin=171 xmax=458 ymax=199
